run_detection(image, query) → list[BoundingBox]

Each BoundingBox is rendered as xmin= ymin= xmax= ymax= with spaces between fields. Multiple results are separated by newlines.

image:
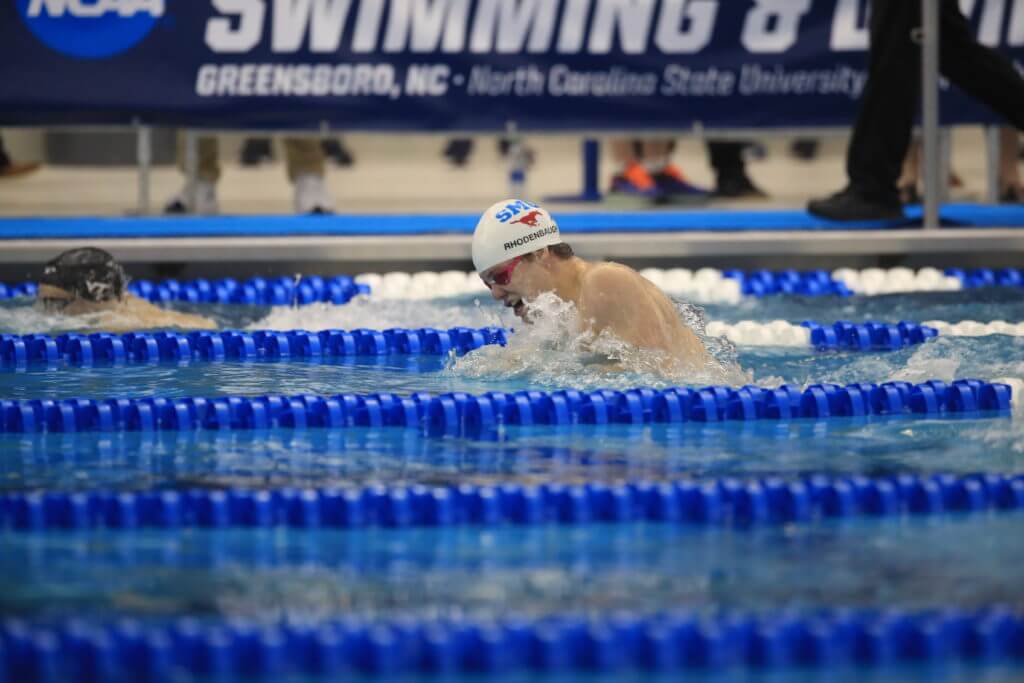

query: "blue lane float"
xmin=126 ymin=275 xmax=369 ymax=306
xmin=724 ymin=270 xmax=852 ymax=297
xmin=2 ymin=267 xmax=1023 ymax=306
xmin=0 ymin=327 xmax=507 ymax=368
xmin=1 ymin=607 xmax=1023 ymax=678
xmin=0 ymin=321 xmax=937 ymax=371
xmin=801 ymin=321 xmax=937 ymax=351
xmin=948 ymin=267 xmax=1024 ymax=290
xmin=0 ymin=380 xmax=1011 ymax=437
xmin=3 ymin=474 xmax=1023 ymax=533
xmin=0 ymin=276 xmax=368 ymax=306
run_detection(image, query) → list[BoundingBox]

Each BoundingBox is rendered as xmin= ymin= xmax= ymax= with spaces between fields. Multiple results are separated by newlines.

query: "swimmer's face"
xmin=481 ymin=250 xmax=552 ymax=320
xmin=36 ymin=283 xmax=121 ymax=315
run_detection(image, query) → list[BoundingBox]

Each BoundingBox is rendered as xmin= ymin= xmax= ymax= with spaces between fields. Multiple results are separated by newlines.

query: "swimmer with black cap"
xmin=36 ymin=248 xmax=216 ymax=331
xmin=473 ymin=200 xmax=709 ymax=368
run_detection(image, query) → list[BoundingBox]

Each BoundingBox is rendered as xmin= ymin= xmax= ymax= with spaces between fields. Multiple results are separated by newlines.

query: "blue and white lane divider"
xmin=0 ymin=276 xmax=369 ymax=307
xmin=2 ymin=607 xmax=1023 ymax=678
xmin=0 ymin=381 xmax=1011 ymax=437
xmin=0 ymin=321 xmax=945 ymax=370
xmin=0 ymin=327 xmax=507 ymax=367
xmin=127 ymin=275 xmax=369 ymax=306
xmin=356 ymin=267 xmax=1024 ymax=302
xmin=4 ymin=475 xmax=1023 ymax=533
xmin=708 ymin=320 xmax=938 ymax=349
xmin=3 ymin=267 xmax=1024 ymax=306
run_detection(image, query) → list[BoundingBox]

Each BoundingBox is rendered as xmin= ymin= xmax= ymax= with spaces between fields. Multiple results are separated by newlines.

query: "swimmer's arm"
xmin=122 ymin=295 xmax=217 ymax=330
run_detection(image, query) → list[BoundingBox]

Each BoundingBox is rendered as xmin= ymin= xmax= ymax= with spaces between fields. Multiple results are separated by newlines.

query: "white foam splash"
xmin=250 ymin=296 xmax=505 ymax=332
xmin=446 ymin=292 xmax=751 ymax=390
xmin=0 ymin=303 xmax=137 ymax=335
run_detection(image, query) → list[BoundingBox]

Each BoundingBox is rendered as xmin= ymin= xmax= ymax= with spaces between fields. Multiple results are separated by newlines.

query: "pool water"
xmin=1 ymin=286 xmax=1023 ymax=680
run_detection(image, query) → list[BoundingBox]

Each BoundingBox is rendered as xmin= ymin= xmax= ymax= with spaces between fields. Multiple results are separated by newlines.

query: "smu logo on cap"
xmin=18 ymin=0 xmax=164 ymax=59
xmin=495 ymin=199 xmax=540 ymax=224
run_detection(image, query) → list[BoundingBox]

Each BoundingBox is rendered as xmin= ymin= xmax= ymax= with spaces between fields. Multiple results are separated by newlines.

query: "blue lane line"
xmin=4 ymin=474 xmax=1023 ymax=532
xmin=0 ymin=322 xmax=936 ymax=370
xmin=1 ymin=204 xmax=1022 ymax=239
xmin=0 ymin=380 xmax=1011 ymax=437
xmin=2 ymin=604 xmax=1022 ymax=676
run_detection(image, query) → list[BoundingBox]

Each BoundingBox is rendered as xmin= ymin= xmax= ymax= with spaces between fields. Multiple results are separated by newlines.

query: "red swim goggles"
xmin=481 ymin=256 xmax=523 ymax=287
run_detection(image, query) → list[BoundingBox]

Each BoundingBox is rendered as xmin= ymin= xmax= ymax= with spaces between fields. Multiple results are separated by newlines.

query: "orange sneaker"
xmin=610 ymin=161 xmax=660 ymax=199
xmin=0 ymin=161 xmax=40 ymax=179
xmin=653 ymin=164 xmax=709 ymax=199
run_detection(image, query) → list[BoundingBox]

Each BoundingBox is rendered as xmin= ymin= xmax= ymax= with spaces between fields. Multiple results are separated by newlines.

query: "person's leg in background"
xmin=647 ymin=139 xmax=708 ymax=204
xmin=322 ymin=137 xmax=354 ymax=167
xmin=240 ymin=138 xmax=274 ymax=166
xmin=0 ymin=133 xmax=40 ymax=179
xmin=165 ymin=133 xmax=220 ymax=214
xmin=936 ymin=0 xmax=1024 ymax=133
xmin=608 ymin=139 xmax=661 ymax=201
xmin=285 ymin=137 xmax=335 ymax=215
xmin=1000 ymin=127 xmax=1023 ymax=202
xmin=707 ymin=141 xmax=766 ymax=199
xmin=808 ymin=0 xmax=917 ymax=220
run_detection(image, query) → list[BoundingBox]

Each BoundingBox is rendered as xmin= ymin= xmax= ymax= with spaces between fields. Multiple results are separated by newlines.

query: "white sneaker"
xmin=293 ymin=173 xmax=335 ymax=214
xmin=164 ymin=180 xmax=219 ymax=215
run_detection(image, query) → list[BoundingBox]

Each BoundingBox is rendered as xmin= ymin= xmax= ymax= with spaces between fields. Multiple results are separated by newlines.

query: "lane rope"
xmin=1 ymin=606 xmax=1022 ymax=676
xmin=0 ymin=320 xmax=943 ymax=369
xmin=4 ymin=474 xmax=1023 ymax=533
xmin=0 ymin=380 xmax=1011 ymax=437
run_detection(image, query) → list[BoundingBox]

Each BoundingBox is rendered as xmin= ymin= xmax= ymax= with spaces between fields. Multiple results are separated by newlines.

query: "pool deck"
xmin=4 ymin=228 xmax=1024 ymax=266
xmin=2 ymin=131 xmax=1021 ymax=269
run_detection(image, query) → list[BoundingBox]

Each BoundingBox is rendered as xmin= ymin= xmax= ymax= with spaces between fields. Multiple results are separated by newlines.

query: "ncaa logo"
xmin=16 ymin=0 xmax=165 ymax=59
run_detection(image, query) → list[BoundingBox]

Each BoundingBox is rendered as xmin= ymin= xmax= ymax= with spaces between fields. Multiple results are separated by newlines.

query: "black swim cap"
xmin=40 ymin=248 xmax=127 ymax=302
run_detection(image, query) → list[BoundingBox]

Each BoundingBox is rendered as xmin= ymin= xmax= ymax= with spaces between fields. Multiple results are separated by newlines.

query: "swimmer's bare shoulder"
xmin=122 ymin=294 xmax=217 ymax=330
xmin=579 ymin=261 xmax=706 ymax=362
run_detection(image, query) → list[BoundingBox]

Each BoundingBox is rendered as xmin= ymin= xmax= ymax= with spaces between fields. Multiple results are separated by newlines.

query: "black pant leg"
xmin=938 ymin=0 xmax=1024 ymax=131
xmin=846 ymin=0 xmax=921 ymax=202
xmin=707 ymin=141 xmax=746 ymax=181
xmin=0 ymin=135 xmax=10 ymax=168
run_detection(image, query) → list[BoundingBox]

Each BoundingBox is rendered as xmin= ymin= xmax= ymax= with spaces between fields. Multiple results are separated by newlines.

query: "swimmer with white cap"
xmin=473 ymin=199 xmax=709 ymax=367
xmin=36 ymin=247 xmax=216 ymax=331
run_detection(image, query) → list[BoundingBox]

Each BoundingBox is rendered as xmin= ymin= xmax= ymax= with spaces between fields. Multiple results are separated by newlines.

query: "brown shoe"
xmin=0 ymin=162 xmax=40 ymax=179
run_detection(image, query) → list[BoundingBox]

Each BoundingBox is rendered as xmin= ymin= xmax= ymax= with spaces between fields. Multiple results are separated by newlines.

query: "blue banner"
xmin=1 ymin=0 xmax=1022 ymax=130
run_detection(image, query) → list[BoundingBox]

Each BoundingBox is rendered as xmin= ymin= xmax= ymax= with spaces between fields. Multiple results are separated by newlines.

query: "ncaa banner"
xmin=1 ymin=0 xmax=1022 ymax=130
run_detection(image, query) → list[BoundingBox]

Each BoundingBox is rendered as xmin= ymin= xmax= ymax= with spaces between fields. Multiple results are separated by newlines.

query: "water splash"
xmin=251 ymin=296 xmax=503 ymax=332
xmin=0 ymin=301 xmax=137 ymax=335
xmin=446 ymin=292 xmax=751 ymax=390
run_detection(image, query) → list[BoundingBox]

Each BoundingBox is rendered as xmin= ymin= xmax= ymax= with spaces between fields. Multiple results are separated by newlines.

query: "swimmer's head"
xmin=38 ymin=247 xmax=127 ymax=310
xmin=474 ymin=200 xmax=575 ymax=320
xmin=472 ymin=199 xmax=563 ymax=274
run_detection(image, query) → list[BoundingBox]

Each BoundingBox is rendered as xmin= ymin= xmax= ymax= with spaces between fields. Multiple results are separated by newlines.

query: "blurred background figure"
xmin=0 ymin=133 xmax=40 ymax=179
xmin=241 ymin=137 xmax=355 ymax=168
xmin=898 ymin=127 xmax=1021 ymax=204
xmin=808 ymin=0 xmax=1024 ymax=221
xmin=608 ymin=138 xmax=708 ymax=205
xmin=706 ymin=140 xmax=767 ymax=199
xmin=165 ymin=135 xmax=335 ymax=215
xmin=441 ymin=137 xmax=535 ymax=168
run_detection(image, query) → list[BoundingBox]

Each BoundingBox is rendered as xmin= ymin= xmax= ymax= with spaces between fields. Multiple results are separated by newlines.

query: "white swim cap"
xmin=472 ymin=199 xmax=563 ymax=273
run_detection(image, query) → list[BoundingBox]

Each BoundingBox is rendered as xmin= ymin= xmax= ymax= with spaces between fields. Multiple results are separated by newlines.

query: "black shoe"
xmin=807 ymin=187 xmax=904 ymax=221
xmin=163 ymin=199 xmax=187 ymax=214
xmin=443 ymin=138 xmax=474 ymax=166
xmin=322 ymin=139 xmax=354 ymax=166
xmin=712 ymin=175 xmax=768 ymax=199
xmin=497 ymin=137 xmax=536 ymax=166
xmin=240 ymin=138 xmax=273 ymax=166
xmin=898 ymin=183 xmax=921 ymax=205
xmin=1000 ymin=185 xmax=1023 ymax=203
xmin=790 ymin=138 xmax=819 ymax=161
